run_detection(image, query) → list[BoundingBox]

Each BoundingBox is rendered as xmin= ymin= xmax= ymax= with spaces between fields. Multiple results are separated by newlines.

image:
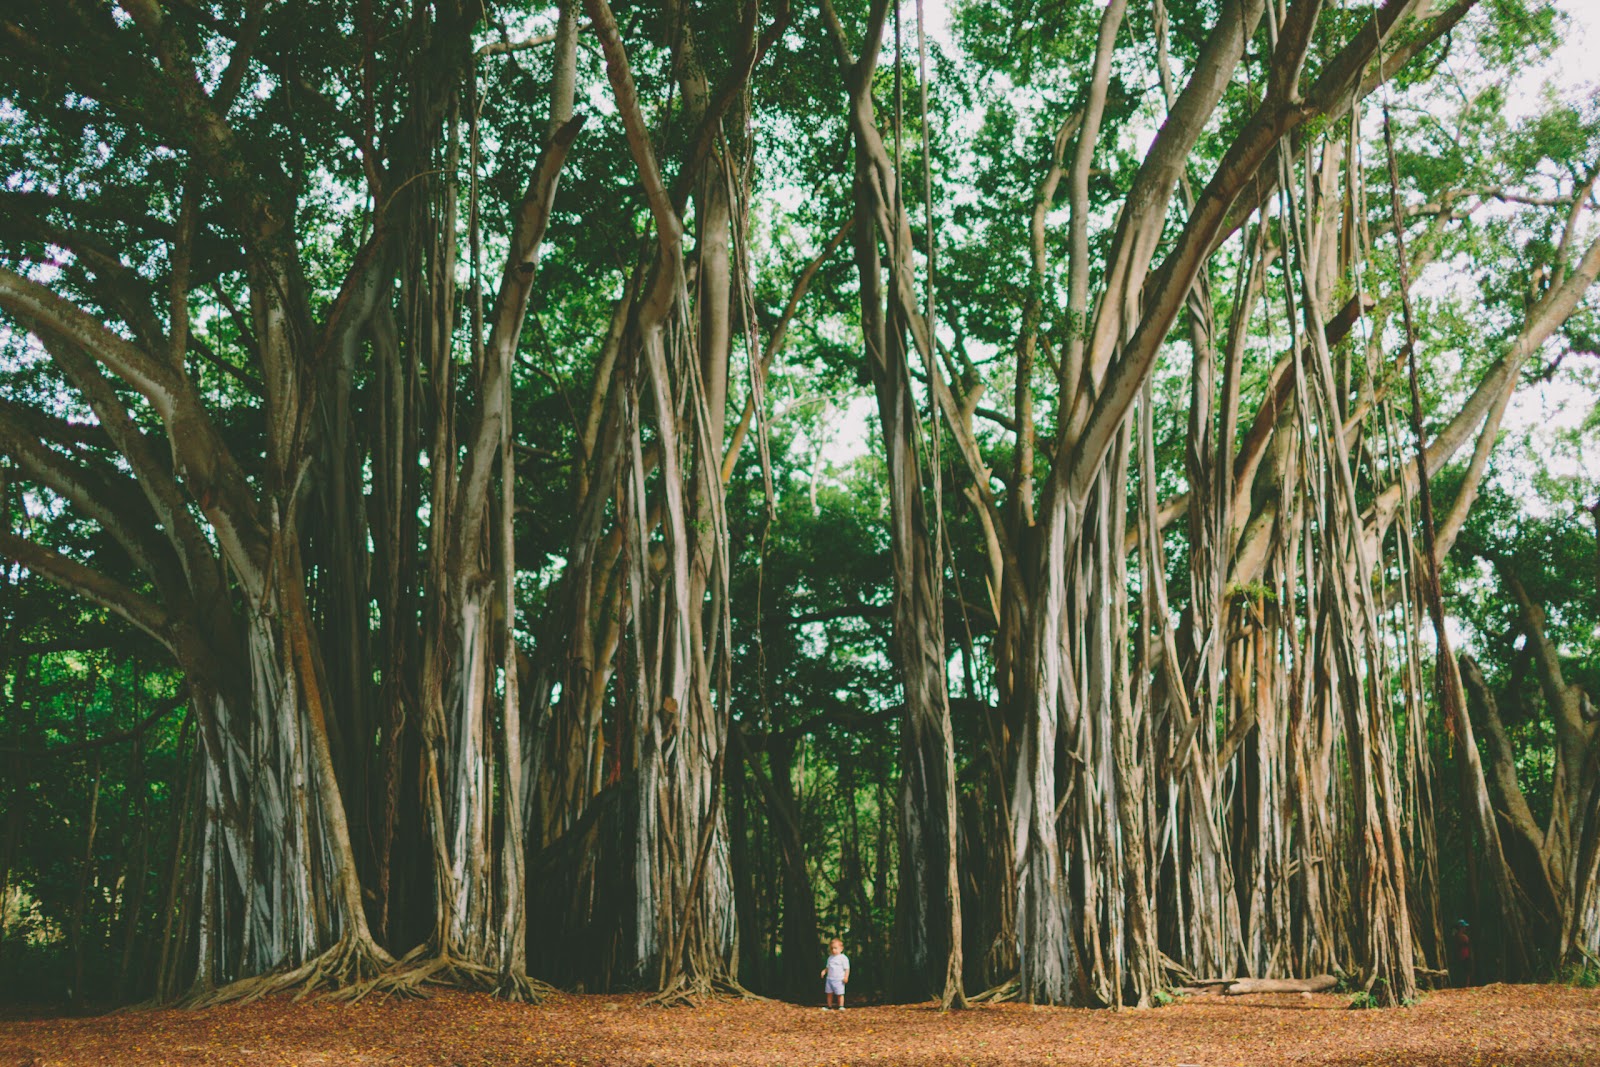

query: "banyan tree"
xmin=1 ymin=0 xmax=1598 ymax=1011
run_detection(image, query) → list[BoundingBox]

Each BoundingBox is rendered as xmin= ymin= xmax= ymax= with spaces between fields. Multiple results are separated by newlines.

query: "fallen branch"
xmin=1159 ymin=952 xmax=1198 ymax=984
xmin=1222 ymin=975 xmax=1337 ymax=995
xmin=967 ymin=975 xmax=1021 ymax=1004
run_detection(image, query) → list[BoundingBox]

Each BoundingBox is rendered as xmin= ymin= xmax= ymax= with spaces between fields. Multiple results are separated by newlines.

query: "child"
xmin=820 ymin=937 xmax=850 ymax=1010
xmin=1450 ymin=920 xmax=1474 ymax=986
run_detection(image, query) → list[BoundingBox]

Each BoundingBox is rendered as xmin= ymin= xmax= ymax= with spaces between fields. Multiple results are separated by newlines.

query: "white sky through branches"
xmin=808 ymin=0 xmax=1599 ymax=500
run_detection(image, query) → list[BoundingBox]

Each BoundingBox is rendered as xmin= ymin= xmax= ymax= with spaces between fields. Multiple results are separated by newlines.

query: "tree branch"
xmin=0 ymin=532 xmax=174 ymax=646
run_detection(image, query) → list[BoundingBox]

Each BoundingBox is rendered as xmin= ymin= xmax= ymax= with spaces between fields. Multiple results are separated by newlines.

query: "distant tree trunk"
xmin=115 ymin=735 xmax=152 ymax=1001
xmin=68 ymin=754 xmax=102 ymax=1009
xmin=1461 ymin=562 xmax=1600 ymax=974
xmin=737 ymin=727 xmax=821 ymax=998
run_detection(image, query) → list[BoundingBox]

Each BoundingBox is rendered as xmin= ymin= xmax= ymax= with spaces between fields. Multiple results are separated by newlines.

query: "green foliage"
xmin=1347 ymin=989 xmax=1380 ymax=1010
xmin=1225 ymin=580 xmax=1276 ymax=606
xmin=1558 ymin=960 xmax=1600 ymax=988
xmin=0 ymin=556 xmax=186 ymax=1005
xmin=1345 ymin=977 xmax=1414 ymax=1010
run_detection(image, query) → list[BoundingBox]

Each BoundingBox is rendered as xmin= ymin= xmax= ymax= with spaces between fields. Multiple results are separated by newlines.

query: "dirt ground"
xmin=3 ymin=983 xmax=1598 ymax=1066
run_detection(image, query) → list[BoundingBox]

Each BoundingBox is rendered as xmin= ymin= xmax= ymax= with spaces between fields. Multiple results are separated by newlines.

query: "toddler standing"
xmin=820 ymin=938 xmax=850 ymax=1010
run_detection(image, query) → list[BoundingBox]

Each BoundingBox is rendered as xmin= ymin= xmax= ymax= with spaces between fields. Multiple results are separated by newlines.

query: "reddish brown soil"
xmin=3 ymin=983 xmax=1597 ymax=1066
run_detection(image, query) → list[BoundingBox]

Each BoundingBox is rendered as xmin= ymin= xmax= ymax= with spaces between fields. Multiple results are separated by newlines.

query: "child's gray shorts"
xmin=825 ymin=977 xmax=846 ymax=995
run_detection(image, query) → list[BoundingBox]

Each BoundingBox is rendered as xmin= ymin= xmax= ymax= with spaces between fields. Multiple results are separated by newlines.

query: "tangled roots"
xmin=181 ymin=935 xmax=396 ymax=1009
xmin=645 ymin=971 xmax=764 ymax=1008
xmin=330 ymin=944 xmax=556 ymax=1004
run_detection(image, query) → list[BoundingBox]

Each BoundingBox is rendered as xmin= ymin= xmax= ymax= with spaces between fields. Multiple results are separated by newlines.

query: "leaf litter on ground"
xmin=1 ymin=982 xmax=1597 ymax=1066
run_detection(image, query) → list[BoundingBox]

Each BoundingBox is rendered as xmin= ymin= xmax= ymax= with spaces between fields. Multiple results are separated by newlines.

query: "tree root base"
xmin=180 ymin=936 xmax=396 ymax=1009
xmin=331 ymin=946 xmax=557 ymax=1004
xmin=646 ymin=972 xmax=764 ymax=1008
xmin=174 ymin=940 xmax=562 ymax=1008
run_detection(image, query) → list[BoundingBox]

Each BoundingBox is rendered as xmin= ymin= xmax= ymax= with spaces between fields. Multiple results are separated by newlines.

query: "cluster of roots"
xmin=180 ymin=937 xmax=556 ymax=1009
xmin=645 ymin=970 xmax=764 ymax=1008
xmin=181 ymin=935 xmax=395 ymax=1009
xmin=333 ymin=943 xmax=558 ymax=1004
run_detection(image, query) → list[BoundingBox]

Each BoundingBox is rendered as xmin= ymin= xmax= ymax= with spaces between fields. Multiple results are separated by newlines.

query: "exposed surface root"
xmin=179 ymin=935 xmax=395 ymax=1009
xmin=173 ymin=938 xmax=560 ymax=1009
xmin=1159 ymin=952 xmax=1197 ymax=984
xmin=645 ymin=972 xmax=765 ymax=1008
xmin=495 ymin=969 xmax=559 ymax=1003
xmin=332 ymin=946 xmax=556 ymax=1004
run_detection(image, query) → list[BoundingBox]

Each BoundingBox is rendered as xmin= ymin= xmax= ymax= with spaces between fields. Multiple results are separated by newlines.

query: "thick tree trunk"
xmin=170 ymin=559 xmax=392 ymax=1005
xmin=576 ymin=0 xmax=790 ymax=996
xmin=1011 ymin=491 xmax=1076 ymax=1005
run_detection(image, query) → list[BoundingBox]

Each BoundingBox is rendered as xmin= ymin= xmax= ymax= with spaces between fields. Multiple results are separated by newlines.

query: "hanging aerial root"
xmin=179 ymin=934 xmax=396 ymax=1009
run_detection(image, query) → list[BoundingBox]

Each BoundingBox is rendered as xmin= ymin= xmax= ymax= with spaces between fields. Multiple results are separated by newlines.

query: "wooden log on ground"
xmin=968 ymin=975 xmax=1021 ymax=1004
xmin=1222 ymin=975 xmax=1337 ymax=995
